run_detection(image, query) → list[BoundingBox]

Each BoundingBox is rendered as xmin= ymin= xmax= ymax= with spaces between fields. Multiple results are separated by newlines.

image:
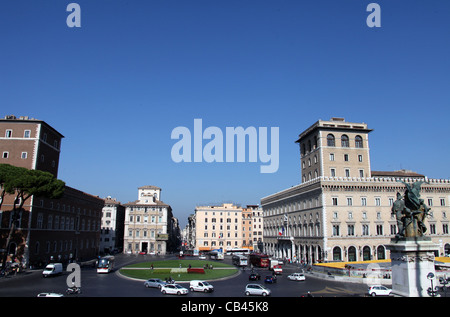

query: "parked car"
xmin=245 ymin=284 xmax=271 ymax=296
xmin=161 ymin=283 xmax=189 ymax=295
xmin=249 ymin=272 xmax=261 ymax=281
xmin=190 ymin=280 xmax=214 ymax=292
xmin=144 ymin=278 xmax=167 ymax=289
xmin=367 ymin=285 xmax=392 ymax=297
xmin=287 ymin=273 xmax=306 ymax=281
xmin=264 ymin=275 xmax=277 ymax=283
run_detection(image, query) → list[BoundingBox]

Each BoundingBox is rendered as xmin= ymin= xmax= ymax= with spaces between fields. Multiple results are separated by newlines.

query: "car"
xmin=198 ymin=254 xmax=206 ymax=260
xmin=367 ymin=285 xmax=392 ymax=297
xmin=249 ymin=272 xmax=261 ymax=281
xmin=161 ymin=283 xmax=189 ymax=295
xmin=287 ymin=273 xmax=306 ymax=281
xmin=144 ymin=278 xmax=167 ymax=289
xmin=190 ymin=280 xmax=214 ymax=292
xmin=272 ymin=265 xmax=283 ymax=275
xmin=264 ymin=275 xmax=277 ymax=283
xmin=37 ymin=293 xmax=64 ymax=297
xmin=245 ymin=284 xmax=271 ymax=296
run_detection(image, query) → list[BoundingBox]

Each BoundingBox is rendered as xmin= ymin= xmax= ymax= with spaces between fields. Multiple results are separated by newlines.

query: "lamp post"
xmin=427 ymin=272 xmax=439 ymax=297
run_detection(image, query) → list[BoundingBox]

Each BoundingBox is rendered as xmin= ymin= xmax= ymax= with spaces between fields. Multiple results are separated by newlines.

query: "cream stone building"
xmin=194 ymin=203 xmax=243 ymax=252
xmin=123 ymin=186 xmax=178 ymax=255
xmin=261 ymin=118 xmax=450 ymax=263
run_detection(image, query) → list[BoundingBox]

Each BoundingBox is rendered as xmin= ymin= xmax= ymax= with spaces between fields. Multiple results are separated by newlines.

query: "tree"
xmin=0 ymin=164 xmax=65 ymax=270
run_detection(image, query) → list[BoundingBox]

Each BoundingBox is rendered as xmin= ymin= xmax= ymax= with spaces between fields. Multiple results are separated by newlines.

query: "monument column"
xmin=387 ymin=181 xmax=439 ymax=297
xmin=387 ymin=237 xmax=439 ymax=297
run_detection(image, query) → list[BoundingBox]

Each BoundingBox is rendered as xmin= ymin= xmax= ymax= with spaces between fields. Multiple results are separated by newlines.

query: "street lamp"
xmin=427 ymin=272 xmax=439 ymax=297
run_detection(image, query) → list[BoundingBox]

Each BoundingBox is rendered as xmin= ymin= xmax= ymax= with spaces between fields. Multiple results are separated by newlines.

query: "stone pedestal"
xmin=387 ymin=237 xmax=439 ymax=297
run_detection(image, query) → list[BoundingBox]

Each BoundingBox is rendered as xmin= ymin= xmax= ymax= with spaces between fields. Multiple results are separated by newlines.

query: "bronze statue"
xmin=392 ymin=180 xmax=430 ymax=238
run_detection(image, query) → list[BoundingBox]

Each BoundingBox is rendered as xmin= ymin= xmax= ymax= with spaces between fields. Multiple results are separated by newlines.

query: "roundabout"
xmin=119 ymin=259 xmax=239 ymax=282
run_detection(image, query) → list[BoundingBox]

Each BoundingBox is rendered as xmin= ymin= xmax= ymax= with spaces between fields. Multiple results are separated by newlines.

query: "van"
xmin=42 ymin=263 xmax=63 ymax=277
xmin=189 ymin=280 xmax=214 ymax=293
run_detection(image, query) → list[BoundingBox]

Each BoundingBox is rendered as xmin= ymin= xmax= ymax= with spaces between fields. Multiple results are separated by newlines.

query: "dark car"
xmin=249 ymin=272 xmax=261 ymax=281
xmin=264 ymin=275 xmax=277 ymax=283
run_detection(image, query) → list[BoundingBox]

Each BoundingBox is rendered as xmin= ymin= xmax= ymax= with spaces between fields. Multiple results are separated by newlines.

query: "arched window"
xmin=363 ymin=246 xmax=371 ymax=261
xmin=333 ymin=246 xmax=342 ymax=261
xmin=377 ymin=245 xmax=386 ymax=260
xmin=355 ymin=135 xmax=363 ymax=148
xmin=327 ymin=134 xmax=335 ymax=146
xmin=348 ymin=246 xmax=357 ymax=262
xmin=341 ymin=135 xmax=349 ymax=147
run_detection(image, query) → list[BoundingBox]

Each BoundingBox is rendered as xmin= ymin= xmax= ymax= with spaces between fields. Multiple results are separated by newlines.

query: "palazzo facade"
xmin=261 ymin=118 xmax=450 ymax=263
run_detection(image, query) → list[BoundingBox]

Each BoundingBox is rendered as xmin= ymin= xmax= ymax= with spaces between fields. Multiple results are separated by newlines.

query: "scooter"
xmin=66 ymin=286 xmax=82 ymax=295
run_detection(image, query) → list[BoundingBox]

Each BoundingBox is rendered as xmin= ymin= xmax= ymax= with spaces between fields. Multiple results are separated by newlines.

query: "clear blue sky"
xmin=1 ymin=0 xmax=449 ymax=228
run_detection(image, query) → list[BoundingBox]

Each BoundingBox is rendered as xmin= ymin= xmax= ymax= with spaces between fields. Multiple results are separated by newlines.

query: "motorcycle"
xmin=66 ymin=286 xmax=82 ymax=295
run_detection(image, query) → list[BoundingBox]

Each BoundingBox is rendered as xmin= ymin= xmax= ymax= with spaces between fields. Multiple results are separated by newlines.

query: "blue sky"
xmin=1 ymin=0 xmax=449 ymax=227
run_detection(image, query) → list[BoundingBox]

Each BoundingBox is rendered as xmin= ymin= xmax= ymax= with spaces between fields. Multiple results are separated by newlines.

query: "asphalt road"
xmin=0 ymin=254 xmax=369 ymax=298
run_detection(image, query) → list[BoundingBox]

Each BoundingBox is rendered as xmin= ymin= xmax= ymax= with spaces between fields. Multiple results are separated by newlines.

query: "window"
xmin=430 ymin=224 xmax=436 ymax=234
xmin=345 ymin=169 xmax=350 ymax=177
xmin=5 ymin=130 xmax=12 ymax=138
xmin=375 ymin=197 xmax=381 ymax=206
xmin=376 ymin=225 xmax=383 ymax=235
xmin=327 ymin=134 xmax=335 ymax=146
xmin=361 ymin=197 xmax=367 ymax=206
xmin=2 ymin=152 xmax=8 ymax=159
xmin=358 ymin=155 xmax=363 ymax=162
xmin=330 ymin=168 xmax=336 ymax=177
xmin=348 ymin=225 xmax=355 ymax=236
xmin=362 ymin=224 xmax=369 ymax=235
xmin=347 ymin=197 xmax=353 ymax=206
xmin=344 ymin=154 xmax=349 ymax=161
xmin=341 ymin=135 xmax=349 ymax=147
xmin=332 ymin=197 xmax=338 ymax=205
xmin=24 ymin=130 xmax=31 ymax=138
xmin=329 ymin=153 xmax=335 ymax=161
xmin=355 ymin=135 xmax=363 ymax=148
xmin=21 ymin=152 xmax=28 ymax=159
xmin=333 ymin=225 xmax=340 ymax=236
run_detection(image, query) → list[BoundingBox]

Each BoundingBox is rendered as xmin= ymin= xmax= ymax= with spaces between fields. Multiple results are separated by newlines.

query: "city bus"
xmin=226 ymin=248 xmax=251 ymax=256
xmin=232 ymin=254 xmax=248 ymax=267
xmin=249 ymin=253 xmax=269 ymax=268
xmin=97 ymin=256 xmax=115 ymax=273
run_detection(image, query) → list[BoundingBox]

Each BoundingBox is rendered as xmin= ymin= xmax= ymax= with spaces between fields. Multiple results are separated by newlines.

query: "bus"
xmin=249 ymin=253 xmax=269 ymax=268
xmin=226 ymin=248 xmax=251 ymax=256
xmin=232 ymin=255 xmax=248 ymax=267
xmin=97 ymin=256 xmax=115 ymax=273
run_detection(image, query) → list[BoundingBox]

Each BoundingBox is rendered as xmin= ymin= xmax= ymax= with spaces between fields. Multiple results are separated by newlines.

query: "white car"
xmin=190 ymin=280 xmax=214 ymax=292
xmin=161 ymin=283 xmax=189 ymax=295
xmin=37 ymin=293 xmax=64 ymax=297
xmin=287 ymin=273 xmax=306 ymax=281
xmin=367 ymin=285 xmax=392 ymax=297
xmin=245 ymin=284 xmax=271 ymax=296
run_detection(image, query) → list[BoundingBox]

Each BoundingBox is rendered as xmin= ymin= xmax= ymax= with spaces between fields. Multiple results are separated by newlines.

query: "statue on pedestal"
xmin=391 ymin=180 xmax=430 ymax=238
